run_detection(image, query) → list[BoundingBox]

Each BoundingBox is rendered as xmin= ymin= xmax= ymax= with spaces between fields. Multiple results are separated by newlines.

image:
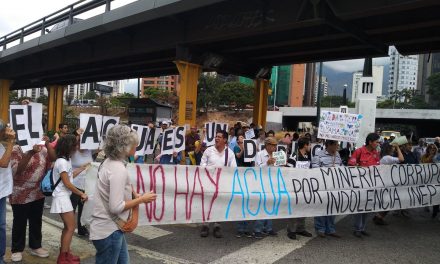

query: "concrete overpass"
xmin=279 ymin=107 xmax=440 ymax=137
xmin=2 ymin=0 xmax=440 ymax=130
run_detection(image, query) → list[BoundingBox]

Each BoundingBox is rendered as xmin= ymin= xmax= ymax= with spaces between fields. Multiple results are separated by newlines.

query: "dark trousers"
xmin=11 ymin=198 xmax=45 ymax=253
xmin=70 ymin=189 xmax=85 ymax=229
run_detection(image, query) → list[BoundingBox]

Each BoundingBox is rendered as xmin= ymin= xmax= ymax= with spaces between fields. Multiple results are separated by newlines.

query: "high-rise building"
xmin=417 ymin=53 xmax=440 ymax=104
xmin=140 ymin=75 xmax=180 ymax=98
xmin=351 ymin=65 xmax=384 ymax=102
xmin=303 ymin=63 xmax=317 ymax=107
xmin=388 ymin=46 xmax=418 ymax=96
xmin=314 ymin=76 xmax=328 ymax=105
xmin=17 ymin=88 xmax=47 ymax=100
xmin=65 ymin=83 xmax=91 ymax=100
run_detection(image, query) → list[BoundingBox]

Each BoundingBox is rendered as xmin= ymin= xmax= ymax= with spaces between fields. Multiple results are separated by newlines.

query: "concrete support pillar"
xmin=47 ymin=85 xmax=64 ymax=132
xmin=174 ymin=61 xmax=202 ymax=126
xmin=253 ymin=79 xmax=269 ymax=129
xmin=0 ymin=80 xmax=10 ymax=122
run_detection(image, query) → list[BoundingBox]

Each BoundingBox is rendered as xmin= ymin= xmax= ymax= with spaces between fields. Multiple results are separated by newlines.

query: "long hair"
xmin=55 ymin=134 xmax=77 ymax=160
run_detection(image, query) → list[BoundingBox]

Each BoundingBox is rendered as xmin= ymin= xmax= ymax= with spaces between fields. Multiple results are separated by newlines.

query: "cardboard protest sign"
xmin=318 ymin=111 xmax=362 ymax=143
xmin=173 ymin=126 xmax=186 ymax=153
xmin=9 ymin=105 xmax=32 ymax=152
xmin=161 ymin=128 xmax=175 ymax=155
xmin=145 ymin=128 xmax=161 ymax=155
xmin=204 ymin=122 xmax=228 ymax=146
xmin=273 ymin=151 xmax=287 ymax=166
xmin=100 ymin=116 xmax=120 ymax=148
xmin=131 ymin=124 xmax=150 ymax=157
xmin=277 ymin=144 xmax=288 ymax=154
xmin=82 ymin=163 xmax=440 ymax=226
xmin=80 ymin=114 xmax=103 ymax=150
xmin=27 ymin=103 xmax=44 ymax=146
xmin=311 ymin=143 xmax=325 ymax=159
xmin=245 ymin=129 xmax=255 ymax=139
xmin=243 ymin=139 xmax=257 ymax=163
xmin=290 ymin=141 xmax=298 ymax=158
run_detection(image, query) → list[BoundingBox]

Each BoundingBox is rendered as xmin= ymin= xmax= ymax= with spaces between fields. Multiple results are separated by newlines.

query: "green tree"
xmin=144 ymin=87 xmax=171 ymax=102
xmin=83 ymin=91 xmax=98 ymax=99
xmin=36 ymin=95 xmax=48 ymax=106
xmin=427 ymin=73 xmax=440 ymax=102
xmin=9 ymin=91 xmax=18 ymax=103
xmin=320 ymin=96 xmax=355 ymax=107
xmin=110 ymin=92 xmax=136 ymax=107
xmin=197 ymin=75 xmax=223 ymax=112
xmin=215 ymin=82 xmax=254 ymax=111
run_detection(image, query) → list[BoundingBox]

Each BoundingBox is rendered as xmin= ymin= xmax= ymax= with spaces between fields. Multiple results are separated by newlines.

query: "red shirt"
xmin=348 ymin=146 xmax=380 ymax=167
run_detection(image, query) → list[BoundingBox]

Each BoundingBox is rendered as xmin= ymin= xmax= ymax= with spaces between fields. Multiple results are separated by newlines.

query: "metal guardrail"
xmin=0 ymin=0 xmax=116 ymax=51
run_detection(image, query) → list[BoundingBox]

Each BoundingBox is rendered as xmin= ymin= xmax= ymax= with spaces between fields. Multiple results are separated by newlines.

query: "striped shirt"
xmin=311 ymin=150 xmax=343 ymax=168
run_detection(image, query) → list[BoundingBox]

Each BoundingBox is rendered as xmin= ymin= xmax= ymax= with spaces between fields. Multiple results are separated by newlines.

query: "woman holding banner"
xmin=348 ymin=133 xmax=381 ymax=238
xmin=0 ymin=120 xmax=16 ymax=264
xmin=9 ymin=135 xmax=56 ymax=262
xmin=311 ymin=140 xmax=343 ymax=238
xmin=90 ymin=125 xmax=157 ymax=264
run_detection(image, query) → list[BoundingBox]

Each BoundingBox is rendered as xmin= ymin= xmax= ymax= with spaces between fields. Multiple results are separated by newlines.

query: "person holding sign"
xmin=185 ymin=126 xmax=200 ymax=165
xmin=312 ymin=140 xmax=343 ymax=238
xmin=90 ymin=125 xmax=157 ymax=264
xmin=286 ymin=137 xmax=313 ymax=240
xmin=200 ymin=130 xmax=237 ymax=238
xmin=348 ymin=133 xmax=381 ymax=238
xmin=253 ymin=137 xmax=279 ymax=238
xmin=9 ymin=136 xmax=56 ymax=262
xmin=0 ymin=120 xmax=16 ymax=264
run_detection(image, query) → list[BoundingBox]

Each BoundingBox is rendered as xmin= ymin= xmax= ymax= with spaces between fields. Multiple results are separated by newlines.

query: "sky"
xmin=0 ymin=0 xmax=390 ymax=86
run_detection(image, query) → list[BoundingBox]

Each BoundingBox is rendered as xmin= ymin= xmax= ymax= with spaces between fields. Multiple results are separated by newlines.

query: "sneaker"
xmin=266 ymin=230 xmax=277 ymax=236
xmin=360 ymin=231 xmax=370 ymax=237
xmin=78 ymin=226 xmax=89 ymax=236
xmin=245 ymin=232 xmax=253 ymax=238
xmin=11 ymin=252 xmax=23 ymax=262
xmin=200 ymin=226 xmax=209 ymax=237
xmin=317 ymin=232 xmax=326 ymax=238
xmin=30 ymin=247 xmax=49 ymax=258
xmin=296 ymin=230 xmax=313 ymax=237
xmin=353 ymin=231 xmax=362 ymax=238
xmin=253 ymin=232 xmax=264 ymax=239
xmin=287 ymin=231 xmax=297 ymax=240
xmin=236 ymin=232 xmax=244 ymax=238
xmin=213 ymin=226 xmax=223 ymax=238
xmin=327 ymin=232 xmax=341 ymax=238
xmin=373 ymin=216 xmax=388 ymax=226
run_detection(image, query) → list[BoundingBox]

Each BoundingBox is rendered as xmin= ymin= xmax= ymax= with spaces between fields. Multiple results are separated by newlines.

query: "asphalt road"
xmin=3 ymin=204 xmax=440 ymax=264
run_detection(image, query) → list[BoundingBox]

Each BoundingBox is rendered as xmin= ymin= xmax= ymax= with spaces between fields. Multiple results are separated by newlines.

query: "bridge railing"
xmin=0 ymin=0 xmax=116 ymax=51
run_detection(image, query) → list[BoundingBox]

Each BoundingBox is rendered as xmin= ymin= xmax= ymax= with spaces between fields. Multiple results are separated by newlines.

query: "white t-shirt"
xmin=71 ymin=150 xmax=93 ymax=190
xmin=0 ymin=144 xmax=13 ymax=199
xmin=380 ymin=155 xmax=400 ymax=165
xmin=52 ymin=158 xmax=73 ymax=197
xmin=200 ymin=146 xmax=237 ymax=167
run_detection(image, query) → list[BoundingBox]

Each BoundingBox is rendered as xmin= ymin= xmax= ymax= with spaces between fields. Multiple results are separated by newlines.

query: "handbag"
xmin=97 ymin=160 xmax=139 ymax=233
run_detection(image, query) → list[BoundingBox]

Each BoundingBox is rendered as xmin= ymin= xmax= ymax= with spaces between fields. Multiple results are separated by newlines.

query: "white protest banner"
xmin=131 ymin=124 xmax=150 ymax=157
xmin=100 ymin=116 xmax=120 ymax=148
xmin=83 ymin=163 xmax=440 ymax=226
xmin=243 ymin=139 xmax=257 ymax=163
xmin=273 ymin=150 xmax=287 ymax=166
xmin=9 ymin=105 xmax=32 ymax=152
xmin=204 ymin=122 xmax=228 ymax=146
xmin=318 ymin=111 xmax=362 ymax=143
xmin=80 ymin=114 xmax=103 ymax=150
xmin=245 ymin=129 xmax=255 ymax=139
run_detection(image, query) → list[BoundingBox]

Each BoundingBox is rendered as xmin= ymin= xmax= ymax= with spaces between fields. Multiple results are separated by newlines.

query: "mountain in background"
xmin=323 ymin=64 xmax=389 ymax=101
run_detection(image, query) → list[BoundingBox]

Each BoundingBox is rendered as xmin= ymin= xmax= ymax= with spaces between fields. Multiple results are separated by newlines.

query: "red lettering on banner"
xmin=152 ymin=165 xmax=165 ymax=221
xmin=174 ymin=166 xmax=189 ymax=220
xmin=136 ymin=165 xmax=152 ymax=221
xmin=205 ymin=168 xmax=221 ymax=220
xmin=189 ymin=167 xmax=206 ymax=221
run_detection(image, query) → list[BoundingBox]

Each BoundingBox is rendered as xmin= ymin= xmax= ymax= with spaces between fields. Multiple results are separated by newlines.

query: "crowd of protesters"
xmin=2 ymin=111 xmax=440 ymax=263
